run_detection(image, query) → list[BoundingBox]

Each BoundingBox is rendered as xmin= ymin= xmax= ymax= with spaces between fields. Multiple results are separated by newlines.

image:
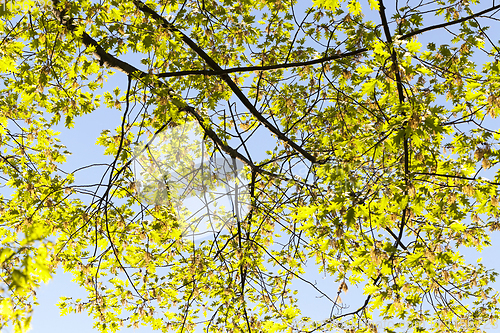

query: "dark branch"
xmin=50 ymin=0 xmax=261 ymax=175
xmin=154 ymin=4 xmax=500 ymax=80
xmin=378 ymin=0 xmax=409 ymax=254
xmin=133 ymin=0 xmax=323 ymax=164
xmin=401 ymin=3 xmax=500 ymax=40
xmin=156 ymin=48 xmax=367 ymax=78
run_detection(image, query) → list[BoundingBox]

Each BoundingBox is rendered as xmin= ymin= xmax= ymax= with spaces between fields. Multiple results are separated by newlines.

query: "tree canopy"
xmin=1 ymin=0 xmax=500 ymax=332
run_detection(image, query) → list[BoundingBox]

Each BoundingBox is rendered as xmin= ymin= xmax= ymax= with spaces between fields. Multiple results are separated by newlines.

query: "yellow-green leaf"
xmin=295 ymin=206 xmax=318 ymax=219
xmin=347 ymin=0 xmax=362 ymax=15
xmin=406 ymin=39 xmax=422 ymax=53
xmin=449 ymin=222 xmax=467 ymax=232
xmin=364 ymin=284 xmax=380 ymax=295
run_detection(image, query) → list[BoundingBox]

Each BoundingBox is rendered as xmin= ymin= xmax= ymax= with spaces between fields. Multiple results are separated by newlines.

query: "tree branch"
xmin=133 ymin=0 xmax=323 ymax=165
xmin=156 ymin=48 xmax=367 ymax=78
xmin=401 ymin=3 xmax=500 ymax=40
xmin=51 ymin=0 xmax=261 ymax=175
xmin=153 ymin=4 xmax=500 ymax=80
xmin=378 ymin=0 xmax=409 ymax=263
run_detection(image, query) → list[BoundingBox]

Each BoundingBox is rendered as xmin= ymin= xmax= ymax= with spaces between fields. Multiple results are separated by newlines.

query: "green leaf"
xmin=262 ymin=321 xmax=287 ymax=333
xmin=364 ymin=284 xmax=380 ymax=295
xmin=368 ymin=0 xmax=380 ymax=10
xmin=449 ymin=222 xmax=467 ymax=232
xmin=0 ymin=248 xmax=14 ymax=264
xmin=295 ymin=206 xmax=318 ymax=219
xmin=356 ymin=65 xmax=374 ymax=75
xmin=347 ymin=0 xmax=362 ymax=15
xmin=362 ymin=78 xmax=381 ymax=96
xmin=0 ymin=57 xmax=17 ymax=72
xmin=406 ymin=39 xmax=422 ymax=54
xmin=345 ymin=207 xmax=355 ymax=227
xmin=312 ymin=0 xmax=340 ymax=10
xmin=407 ymin=254 xmax=425 ymax=270
xmin=11 ymin=269 xmax=28 ymax=290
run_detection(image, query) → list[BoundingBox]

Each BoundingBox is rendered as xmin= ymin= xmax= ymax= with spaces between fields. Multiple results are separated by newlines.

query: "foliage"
xmin=1 ymin=0 xmax=500 ymax=332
